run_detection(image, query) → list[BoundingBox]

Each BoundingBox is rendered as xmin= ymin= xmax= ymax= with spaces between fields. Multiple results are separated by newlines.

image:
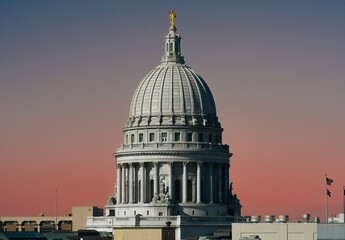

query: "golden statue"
xmin=168 ymin=10 xmax=176 ymax=29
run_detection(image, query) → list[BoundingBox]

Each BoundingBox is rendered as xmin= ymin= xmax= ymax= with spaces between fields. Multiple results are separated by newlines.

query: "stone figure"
xmin=153 ymin=193 xmax=159 ymax=203
xmin=160 ymin=178 xmax=165 ymax=194
xmin=168 ymin=10 xmax=176 ymax=28
xmin=107 ymin=196 xmax=116 ymax=205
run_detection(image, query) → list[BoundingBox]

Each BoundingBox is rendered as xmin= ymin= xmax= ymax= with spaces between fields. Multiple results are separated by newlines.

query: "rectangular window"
xmin=198 ymin=133 xmax=204 ymax=142
xmin=174 ymin=132 xmax=180 ymax=141
xmin=139 ymin=133 xmax=143 ymax=142
xmin=187 ymin=133 xmax=193 ymax=142
xmin=208 ymin=134 xmax=212 ymax=143
xmin=131 ymin=134 xmax=134 ymax=143
xmin=149 ymin=133 xmax=155 ymax=142
xmin=126 ymin=135 xmax=128 ymax=144
xmin=161 ymin=132 xmax=168 ymax=142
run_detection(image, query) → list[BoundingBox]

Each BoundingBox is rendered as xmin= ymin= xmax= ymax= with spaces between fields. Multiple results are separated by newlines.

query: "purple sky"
xmin=1 ymin=1 xmax=345 ymax=220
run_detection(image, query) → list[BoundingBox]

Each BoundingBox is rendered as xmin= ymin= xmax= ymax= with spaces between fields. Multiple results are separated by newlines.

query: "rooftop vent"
xmin=277 ymin=215 xmax=289 ymax=223
xmin=250 ymin=216 xmax=261 ymax=223
xmin=264 ymin=215 xmax=275 ymax=223
xmin=303 ymin=214 xmax=310 ymax=223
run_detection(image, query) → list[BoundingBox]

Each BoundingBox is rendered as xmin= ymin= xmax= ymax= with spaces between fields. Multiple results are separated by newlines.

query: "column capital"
xmin=167 ymin=161 xmax=173 ymax=166
xmin=128 ymin=163 xmax=133 ymax=167
xmin=153 ymin=161 xmax=158 ymax=167
xmin=197 ymin=162 xmax=203 ymax=166
xmin=183 ymin=161 xmax=189 ymax=167
xmin=139 ymin=162 xmax=145 ymax=167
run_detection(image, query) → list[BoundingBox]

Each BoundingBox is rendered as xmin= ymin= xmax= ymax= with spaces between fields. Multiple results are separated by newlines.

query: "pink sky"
xmin=1 ymin=1 xmax=345 ymax=221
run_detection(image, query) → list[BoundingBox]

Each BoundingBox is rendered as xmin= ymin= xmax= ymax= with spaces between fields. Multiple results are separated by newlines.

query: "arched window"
xmin=187 ymin=179 xmax=193 ymax=202
xmin=174 ymin=179 xmax=180 ymax=202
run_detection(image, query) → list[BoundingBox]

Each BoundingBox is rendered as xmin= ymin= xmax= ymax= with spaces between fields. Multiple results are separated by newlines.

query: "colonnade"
xmin=116 ymin=161 xmax=230 ymax=205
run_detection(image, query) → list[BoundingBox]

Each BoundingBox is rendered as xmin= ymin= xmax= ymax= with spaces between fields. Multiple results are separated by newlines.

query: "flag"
xmin=326 ymin=177 xmax=334 ymax=185
xmin=327 ymin=189 xmax=331 ymax=197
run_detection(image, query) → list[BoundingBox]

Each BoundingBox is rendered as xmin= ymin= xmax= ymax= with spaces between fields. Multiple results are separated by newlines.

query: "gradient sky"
xmin=1 ymin=0 xmax=345 ymax=220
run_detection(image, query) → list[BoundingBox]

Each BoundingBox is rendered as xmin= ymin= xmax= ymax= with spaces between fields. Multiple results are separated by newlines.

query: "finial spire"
xmin=161 ymin=11 xmax=184 ymax=64
xmin=168 ymin=10 xmax=176 ymax=29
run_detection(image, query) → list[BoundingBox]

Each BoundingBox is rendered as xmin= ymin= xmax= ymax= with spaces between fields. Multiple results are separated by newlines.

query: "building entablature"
xmin=115 ymin=142 xmax=230 ymax=155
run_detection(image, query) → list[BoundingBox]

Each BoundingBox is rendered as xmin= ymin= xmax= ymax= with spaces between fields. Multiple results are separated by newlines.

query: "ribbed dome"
xmin=129 ymin=65 xmax=216 ymax=118
xmin=126 ymin=25 xmax=219 ymax=128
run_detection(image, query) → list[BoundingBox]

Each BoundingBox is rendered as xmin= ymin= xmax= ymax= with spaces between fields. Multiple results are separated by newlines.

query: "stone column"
xmin=197 ymin=162 xmax=201 ymax=204
xmin=140 ymin=162 xmax=145 ymax=203
xmin=117 ymin=164 xmax=121 ymax=204
xmin=168 ymin=162 xmax=173 ymax=198
xmin=129 ymin=163 xmax=133 ymax=203
xmin=121 ymin=164 xmax=126 ymax=203
xmin=225 ymin=163 xmax=230 ymax=203
xmin=182 ymin=162 xmax=187 ymax=203
xmin=154 ymin=162 xmax=158 ymax=196
xmin=125 ymin=167 xmax=129 ymax=203
xmin=209 ymin=163 xmax=214 ymax=203
xmin=218 ymin=164 xmax=222 ymax=204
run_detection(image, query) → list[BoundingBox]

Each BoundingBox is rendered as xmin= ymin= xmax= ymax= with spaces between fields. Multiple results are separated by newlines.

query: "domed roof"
xmin=129 ymin=65 xmax=216 ymax=118
xmin=126 ymin=25 xmax=219 ymax=128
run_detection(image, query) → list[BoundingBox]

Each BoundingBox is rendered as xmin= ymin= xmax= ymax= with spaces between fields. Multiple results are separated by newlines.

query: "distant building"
xmin=0 ymin=206 xmax=103 ymax=232
xmin=328 ymin=213 xmax=345 ymax=223
xmin=233 ymin=220 xmax=345 ymax=240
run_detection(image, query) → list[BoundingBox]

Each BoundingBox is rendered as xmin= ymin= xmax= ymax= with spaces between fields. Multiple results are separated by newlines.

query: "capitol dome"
xmin=127 ymin=26 xmax=219 ymax=128
xmin=129 ymin=65 xmax=217 ymax=123
xmin=87 ymin=13 xmax=241 ymax=239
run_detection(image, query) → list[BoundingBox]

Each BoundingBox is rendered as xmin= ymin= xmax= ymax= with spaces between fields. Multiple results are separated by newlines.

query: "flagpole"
xmin=343 ymin=185 xmax=345 ymax=222
xmin=326 ymin=174 xmax=328 ymax=223
xmin=56 ymin=189 xmax=58 ymax=230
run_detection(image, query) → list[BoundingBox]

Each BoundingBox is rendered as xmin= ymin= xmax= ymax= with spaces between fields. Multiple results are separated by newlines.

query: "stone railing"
xmin=116 ymin=142 xmax=229 ymax=154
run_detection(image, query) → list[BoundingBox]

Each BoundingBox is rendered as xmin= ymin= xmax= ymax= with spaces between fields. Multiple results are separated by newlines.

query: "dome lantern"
xmin=161 ymin=11 xmax=185 ymax=64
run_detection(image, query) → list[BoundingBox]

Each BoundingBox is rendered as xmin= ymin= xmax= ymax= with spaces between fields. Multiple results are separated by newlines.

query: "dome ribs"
xmin=185 ymin=67 xmax=203 ymax=115
xmin=189 ymin=68 xmax=217 ymax=116
xmin=131 ymin=68 xmax=157 ymax=117
xmin=176 ymin=67 xmax=186 ymax=114
xmin=140 ymin=67 xmax=162 ymax=116
xmin=128 ymin=65 xmax=219 ymax=127
xmin=169 ymin=67 xmax=174 ymax=114
xmin=158 ymin=67 xmax=169 ymax=114
xmin=180 ymin=67 xmax=196 ymax=115
xmin=172 ymin=67 xmax=181 ymax=112
xmin=148 ymin=67 xmax=166 ymax=116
